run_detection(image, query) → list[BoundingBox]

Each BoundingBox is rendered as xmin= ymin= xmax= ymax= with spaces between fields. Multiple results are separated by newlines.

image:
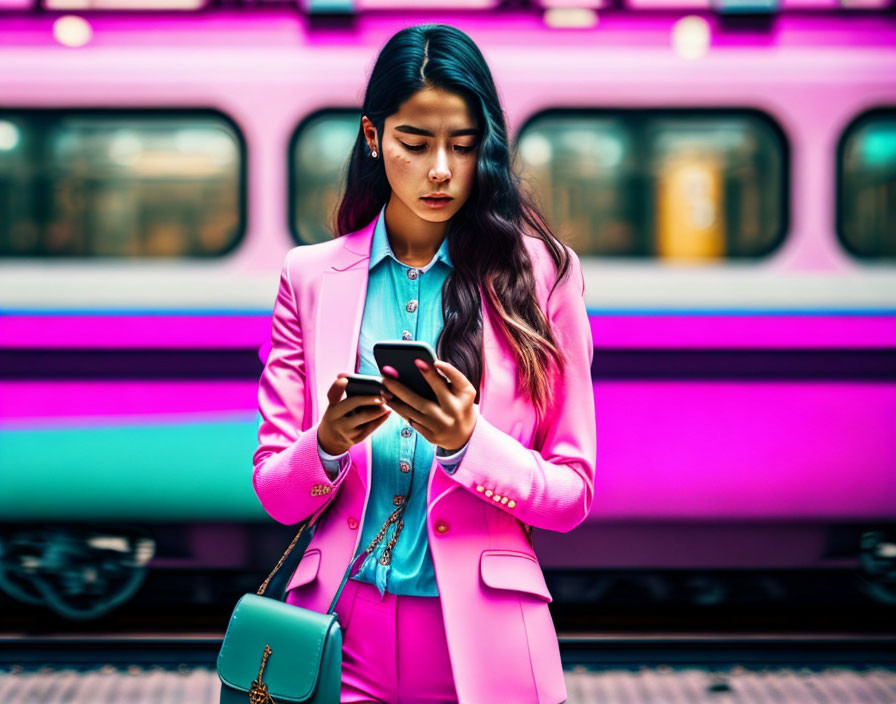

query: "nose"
xmin=429 ymin=146 xmax=451 ymax=181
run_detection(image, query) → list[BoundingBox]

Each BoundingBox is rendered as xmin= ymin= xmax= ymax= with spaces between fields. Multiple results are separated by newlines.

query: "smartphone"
xmin=373 ymin=340 xmax=442 ymax=403
xmin=343 ymin=373 xmax=386 ymax=416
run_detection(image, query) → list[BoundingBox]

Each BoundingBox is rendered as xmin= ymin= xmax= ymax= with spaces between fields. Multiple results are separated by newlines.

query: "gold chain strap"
xmin=361 ymin=504 xmax=406 ymax=566
xmin=256 ymin=522 xmax=308 ymax=596
xmin=257 ymin=454 xmax=418 ymax=594
xmin=254 ymin=497 xmax=407 ymax=596
xmin=257 ymin=480 xmax=510 ymax=592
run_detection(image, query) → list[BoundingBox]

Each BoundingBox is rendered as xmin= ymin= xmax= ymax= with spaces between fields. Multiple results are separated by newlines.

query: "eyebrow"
xmin=394 ymin=125 xmax=481 ymax=137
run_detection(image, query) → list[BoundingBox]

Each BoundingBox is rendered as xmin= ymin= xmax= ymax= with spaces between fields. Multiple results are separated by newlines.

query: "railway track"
xmin=2 ymin=632 xmax=895 ymax=703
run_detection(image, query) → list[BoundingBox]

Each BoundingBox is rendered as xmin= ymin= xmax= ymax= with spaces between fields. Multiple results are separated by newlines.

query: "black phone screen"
xmin=373 ymin=341 xmax=439 ymax=403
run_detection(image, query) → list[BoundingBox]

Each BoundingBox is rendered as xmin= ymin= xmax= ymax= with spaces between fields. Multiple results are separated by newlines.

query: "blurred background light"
xmin=672 ymin=15 xmax=711 ymax=60
xmin=544 ymin=7 xmax=600 ymax=27
xmin=52 ymin=15 xmax=92 ymax=48
xmin=0 ymin=121 xmax=22 ymax=152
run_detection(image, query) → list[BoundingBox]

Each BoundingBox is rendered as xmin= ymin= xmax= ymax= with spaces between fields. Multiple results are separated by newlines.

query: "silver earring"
xmin=371 ymin=150 xmax=377 ymax=158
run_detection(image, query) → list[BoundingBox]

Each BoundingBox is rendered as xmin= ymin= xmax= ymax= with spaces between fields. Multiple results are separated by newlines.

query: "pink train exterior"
xmin=0 ymin=5 xmax=894 ymax=615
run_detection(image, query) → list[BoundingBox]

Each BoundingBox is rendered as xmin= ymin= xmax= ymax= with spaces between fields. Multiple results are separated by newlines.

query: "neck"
xmin=383 ymin=197 xmax=447 ymax=267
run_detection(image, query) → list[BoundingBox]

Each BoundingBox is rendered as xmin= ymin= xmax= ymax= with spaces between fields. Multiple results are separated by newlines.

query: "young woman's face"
xmin=362 ymin=87 xmax=481 ymax=223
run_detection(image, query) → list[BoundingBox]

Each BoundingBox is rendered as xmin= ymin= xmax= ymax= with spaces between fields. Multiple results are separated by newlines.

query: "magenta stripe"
xmin=591 ymin=315 xmax=896 ymax=349
xmin=5 ymin=379 xmax=892 ymax=518
xmin=3 ymin=314 xmax=895 ymax=350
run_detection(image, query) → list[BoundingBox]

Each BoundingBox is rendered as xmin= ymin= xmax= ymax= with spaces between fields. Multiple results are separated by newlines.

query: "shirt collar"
xmin=369 ymin=203 xmax=453 ymax=272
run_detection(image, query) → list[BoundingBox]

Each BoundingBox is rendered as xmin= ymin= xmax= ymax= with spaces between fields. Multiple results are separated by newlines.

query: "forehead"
xmin=386 ymin=88 xmax=477 ymax=131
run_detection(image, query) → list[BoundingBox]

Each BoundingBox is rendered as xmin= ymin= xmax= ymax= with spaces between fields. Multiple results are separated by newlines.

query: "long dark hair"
xmin=334 ymin=23 xmax=572 ymax=421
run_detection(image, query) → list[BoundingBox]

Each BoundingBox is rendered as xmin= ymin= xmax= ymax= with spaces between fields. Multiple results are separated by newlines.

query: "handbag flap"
xmin=479 ymin=549 xmax=553 ymax=602
xmin=217 ymin=593 xmax=337 ymax=701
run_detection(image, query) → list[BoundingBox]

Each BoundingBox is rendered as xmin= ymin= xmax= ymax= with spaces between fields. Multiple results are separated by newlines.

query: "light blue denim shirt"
xmin=316 ymin=203 xmax=468 ymax=597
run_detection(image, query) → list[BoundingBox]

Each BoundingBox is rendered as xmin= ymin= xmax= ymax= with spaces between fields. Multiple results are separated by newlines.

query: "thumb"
xmin=327 ymin=375 xmax=349 ymax=406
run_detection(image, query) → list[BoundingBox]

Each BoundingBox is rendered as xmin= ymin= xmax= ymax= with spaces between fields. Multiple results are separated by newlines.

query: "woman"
xmin=252 ymin=23 xmax=596 ymax=704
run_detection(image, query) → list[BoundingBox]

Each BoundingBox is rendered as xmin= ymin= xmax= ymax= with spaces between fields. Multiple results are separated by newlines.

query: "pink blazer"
xmin=252 ymin=214 xmax=596 ymax=704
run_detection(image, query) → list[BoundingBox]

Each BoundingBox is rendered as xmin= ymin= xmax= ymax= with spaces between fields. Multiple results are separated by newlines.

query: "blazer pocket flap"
xmin=286 ymin=548 xmax=321 ymax=591
xmin=479 ymin=549 xmax=553 ymax=602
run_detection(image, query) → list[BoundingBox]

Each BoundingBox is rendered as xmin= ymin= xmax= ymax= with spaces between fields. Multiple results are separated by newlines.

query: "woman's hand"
xmin=380 ymin=359 xmax=478 ymax=453
xmin=317 ymin=375 xmax=392 ymax=456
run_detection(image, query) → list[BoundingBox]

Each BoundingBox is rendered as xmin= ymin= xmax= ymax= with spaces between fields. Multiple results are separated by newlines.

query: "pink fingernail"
xmin=382 ymin=365 xmax=399 ymax=378
xmin=414 ymin=359 xmax=429 ymax=371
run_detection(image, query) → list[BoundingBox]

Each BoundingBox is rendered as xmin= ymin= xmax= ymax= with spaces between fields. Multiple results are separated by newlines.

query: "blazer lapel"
xmin=313 ymin=220 xmax=375 ymax=431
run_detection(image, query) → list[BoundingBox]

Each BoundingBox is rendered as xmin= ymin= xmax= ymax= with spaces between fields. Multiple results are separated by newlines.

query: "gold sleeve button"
xmin=507 ymin=499 xmax=516 ymax=509
xmin=500 ymin=497 xmax=508 ymax=504
xmin=484 ymin=489 xmax=494 ymax=498
xmin=476 ymin=485 xmax=485 ymax=492
xmin=492 ymin=494 xmax=502 ymax=502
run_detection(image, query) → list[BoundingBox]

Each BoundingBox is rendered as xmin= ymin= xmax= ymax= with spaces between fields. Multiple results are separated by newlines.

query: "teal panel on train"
xmin=0 ymin=414 xmax=270 ymax=521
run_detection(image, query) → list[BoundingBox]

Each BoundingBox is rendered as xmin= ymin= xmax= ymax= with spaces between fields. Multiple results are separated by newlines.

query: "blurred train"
xmin=1 ymin=1 xmax=894 ymax=620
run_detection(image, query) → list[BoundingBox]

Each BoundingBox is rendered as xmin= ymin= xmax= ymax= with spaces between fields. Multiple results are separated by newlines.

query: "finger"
xmin=355 ymin=408 xmax=392 ymax=435
xmin=380 ymin=375 xmax=439 ymax=417
xmin=347 ymin=403 xmax=391 ymax=428
xmin=412 ymin=358 xmax=453 ymax=407
xmin=336 ymin=394 xmax=386 ymax=418
xmin=383 ymin=395 xmax=410 ymax=420
xmin=407 ymin=416 xmax=436 ymax=442
xmin=327 ymin=376 xmax=349 ymax=406
xmin=386 ymin=396 xmax=437 ymax=435
xmin=378 ymin=367 xmax=399 ymax=395
xmin=431 ymin=360 xmax=472 ymax=394
xmin=378 ymin=395 xmax=423 ymax=424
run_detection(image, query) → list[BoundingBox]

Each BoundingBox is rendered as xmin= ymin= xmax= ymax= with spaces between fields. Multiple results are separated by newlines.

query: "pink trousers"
xmin=332 ymin=577 xmax=459 ymax=704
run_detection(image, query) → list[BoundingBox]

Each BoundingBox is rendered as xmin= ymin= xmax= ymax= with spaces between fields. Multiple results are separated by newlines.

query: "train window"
xmin=0 ymin=110 xmax=244 ymax=258
xmin=515 ymin=109 xmax=787 ymax=260
xmin=837 ymin=108 xmax=896 ymax=259
xmin=290 ymin=109 xmax=361 ymax=244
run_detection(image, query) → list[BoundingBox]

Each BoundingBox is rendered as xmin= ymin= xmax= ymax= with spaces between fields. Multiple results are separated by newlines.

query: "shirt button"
xmin=401 ymin=427 xmax=413 ymax=438
xmin=402 ymin=330 xmax=413 ymax=341
xmin=393 ymin=494 xmax=405 ymax=506
xmin=406 ymin=300 xmax=417 ymax=313
xmin=399 ymin=461 xmax=411 ymax=473
xmin=407 ymin=268 xmax=419 ymax=280
xmin=347 ymin=517 xmax=358 ymax=529
xmin=435 ymin=520 xmax=449 ymax=534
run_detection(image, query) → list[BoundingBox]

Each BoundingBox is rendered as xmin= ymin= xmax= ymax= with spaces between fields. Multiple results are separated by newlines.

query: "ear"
xmin=361 ymin=116 xmax=379 ymax=153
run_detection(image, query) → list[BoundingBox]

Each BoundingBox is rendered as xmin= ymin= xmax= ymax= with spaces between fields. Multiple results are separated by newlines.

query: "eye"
xmin=399 ymin=141 xmax=476 ymax=153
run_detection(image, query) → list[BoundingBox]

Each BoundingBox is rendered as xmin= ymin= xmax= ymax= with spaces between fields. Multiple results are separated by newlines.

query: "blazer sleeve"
xmin=440 ymin=247 xmax=596 ymax=533
xmin=252 ymin=248 xmax=352 ymax=525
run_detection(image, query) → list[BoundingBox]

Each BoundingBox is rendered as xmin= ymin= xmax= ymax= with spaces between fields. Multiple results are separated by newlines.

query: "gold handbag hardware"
xmin=248 ymin=644 xmax=276 ymax=704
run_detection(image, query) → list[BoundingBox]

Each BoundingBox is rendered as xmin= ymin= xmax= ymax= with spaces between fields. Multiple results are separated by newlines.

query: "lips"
xmin=421 ymin=195 xmax=453 ymax=209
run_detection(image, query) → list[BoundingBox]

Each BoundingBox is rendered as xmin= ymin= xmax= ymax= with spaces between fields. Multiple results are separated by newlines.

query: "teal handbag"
xmin=217 ymin=513 xmax=368 ymax=704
